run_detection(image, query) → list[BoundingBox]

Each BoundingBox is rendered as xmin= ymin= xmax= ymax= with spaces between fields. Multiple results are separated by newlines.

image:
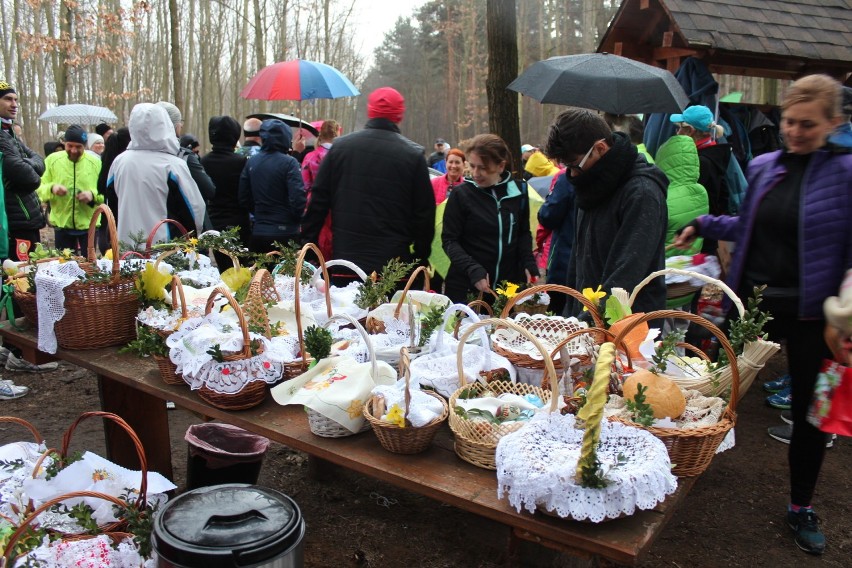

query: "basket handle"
xmin=499 ymin=284 xmax=604 ymax=328
xmin=60 ymin=412 xmax=149 ymax=508
xmin=436 ymin=303 xmax=490 ymax=371
xmin=145 ymin=219 xmax=188 ymax=257
xmin=546 ymin=327 xmax=629 ymax=392
xmin=243 ymin=268 xmax=277 ymax=339
xmin=308 ymin=259 xmax=369 ymax=286
xmin=456 ymin=318 xmax=559 ymax=413
xmin=400 ymin=346 xmax=413 ymax=421
xmin=294 ymin=243 xmax=333 ymax=360
xmin=169 ymin=275 xmax=188 ymax=320
xmin=611 ymin=309 xmax=740 ymax=411
xmin=392 ymin=265 xmax=431 ymax=319
xmin=205 ymin=286 xmax=253 ymax=359
xmin=629 ymin=268 xmax=744 ymax=317
xmin=2 ymin=490 xmax=133 ymax=564
xmin=323 ymin=313 xmax=378 ymax=380
xmin=152 ymin=248 xmax=180 ymax=273
xmin=86 ymin=204 xmax=119 ymax=276
xmin=218 ymin=249 xmax=242 ymax=271
xmin=0 ymin=416 xmax=44 ymax=445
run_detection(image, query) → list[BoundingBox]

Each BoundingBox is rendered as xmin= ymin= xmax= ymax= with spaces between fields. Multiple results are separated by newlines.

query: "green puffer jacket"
xmin=656 ymin=135 xmax=707 ymax=257
xmin=37 ymin=151 xmax=103 ymax=231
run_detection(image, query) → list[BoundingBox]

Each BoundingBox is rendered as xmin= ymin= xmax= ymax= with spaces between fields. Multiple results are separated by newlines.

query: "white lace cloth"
xmin=496 ymin=413 xmax=677 ymax=522
xmin=14 ymin=534 xmax=154 ymax=568
xmin=166 ymin=312 xmax=300 ymax=394
xmin=371 ymin=379 xmax=446 ymax=427
xmin=35 ymin=260 xmax=87 ymax=354
xmin=491 ymin=314 xmax=593 ymax=362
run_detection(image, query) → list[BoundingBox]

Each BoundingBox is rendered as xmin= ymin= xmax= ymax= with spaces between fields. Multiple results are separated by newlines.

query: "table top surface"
xmin=1 ymin=322 xmax=695 ymax=565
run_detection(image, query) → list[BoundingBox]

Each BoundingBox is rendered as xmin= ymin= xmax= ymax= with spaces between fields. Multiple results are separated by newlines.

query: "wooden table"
xmin=1 ymin=322 xmax=695 ymax=566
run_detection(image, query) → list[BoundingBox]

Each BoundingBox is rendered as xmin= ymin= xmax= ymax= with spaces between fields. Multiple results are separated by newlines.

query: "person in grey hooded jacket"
xmin=238 ymin=119 xmax=306 ymax=253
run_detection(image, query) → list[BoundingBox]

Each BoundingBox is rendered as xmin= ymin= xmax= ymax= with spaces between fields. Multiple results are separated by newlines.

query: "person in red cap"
xmin=302 ymin=87 xmax=435 ymax=283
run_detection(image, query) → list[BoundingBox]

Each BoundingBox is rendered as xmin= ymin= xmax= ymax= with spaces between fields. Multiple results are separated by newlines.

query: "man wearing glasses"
xmin=544 ymin=107 xmax=669 ymax=315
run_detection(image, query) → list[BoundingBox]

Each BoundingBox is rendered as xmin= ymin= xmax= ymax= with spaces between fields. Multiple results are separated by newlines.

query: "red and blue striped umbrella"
xmin=240 ymin=59 xmax=360 ymax=101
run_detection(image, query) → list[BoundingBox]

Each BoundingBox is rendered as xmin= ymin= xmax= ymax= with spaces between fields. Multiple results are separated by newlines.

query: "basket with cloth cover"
xmin=35 ymin=205 xmax=140 ymax=353
xmin=0 ymin=412 xmax=176 ymax=566
xmin=364 ymin=346 xmax=449 ymax=454
xmin=609 ymin=310 xmax=740 ymax=477
xmin=495 ymin=343 xmax=677 ymax=522
xmin=627 ymin=268 xmax=779 ymax=399
xmin=448 ymin=318 xmax=557 ymax=470
xmin=409 ymin=302 xmax=516 ymax=398
xmin=5 ymin=255 xmax=87 ymax=328
xmin=271 ymin=313 xmax=396 ymax=438
xmin=492 ymin=284 xmax=603 ymax=374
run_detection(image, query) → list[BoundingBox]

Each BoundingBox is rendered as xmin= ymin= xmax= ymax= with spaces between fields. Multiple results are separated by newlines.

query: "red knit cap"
xmin=367 ymin=87 xmax=405 ymax=123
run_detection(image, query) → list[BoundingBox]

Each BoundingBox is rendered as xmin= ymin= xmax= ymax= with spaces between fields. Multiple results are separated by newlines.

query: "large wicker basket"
xmin=364 ymin=346 xmax=448 ymax=454
xmin=196 ymin=287 xmax=270 ymax=411
xmin=628 ymin=268 xmax=779 ymax=399
xmin=610 ymin=310 xmax=739 ymax=477
xmin=54 ymin=205 xmax=139 ymax=350
xmin=448 ymin=318 xmax=559 ymax=470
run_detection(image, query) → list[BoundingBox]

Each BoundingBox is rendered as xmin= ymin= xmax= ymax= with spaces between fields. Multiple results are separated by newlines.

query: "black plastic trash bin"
xmin=185 ymin=423 xmax=270 ymax=490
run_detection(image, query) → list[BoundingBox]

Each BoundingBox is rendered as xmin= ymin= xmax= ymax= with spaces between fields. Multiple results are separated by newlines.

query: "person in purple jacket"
xmin=675 ymin=74 xmax=852 ymax=556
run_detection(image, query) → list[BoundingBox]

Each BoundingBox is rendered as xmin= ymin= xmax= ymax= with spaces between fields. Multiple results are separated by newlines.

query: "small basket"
xmin=448 ymin=318 xmax=558 ymax=470
xmin=305 ymin=313 xmax=380 ymax=438
xmin=13 ymin=287 xmax=38 ymax=327
xmin=54 ymin=205 xmax=139 ymax=350
xmin=365 ymin=265 xmax=431 ymax=334
xmin=364 ymin=346 xmax=449 ymax=454
xmin=610 ymin=310 xmax=738 ymax=477
xmin=148 ymin=274 xmax=191 ymax=340
xmin=196 ymin=287 xmax=269 ymax=411
xmin=152 ymin=353 xmax=184 ymax=386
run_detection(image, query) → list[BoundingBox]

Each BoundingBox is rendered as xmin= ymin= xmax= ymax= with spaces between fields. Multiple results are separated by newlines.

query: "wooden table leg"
xmin=98 ymin=374 xmax=174 ymax=480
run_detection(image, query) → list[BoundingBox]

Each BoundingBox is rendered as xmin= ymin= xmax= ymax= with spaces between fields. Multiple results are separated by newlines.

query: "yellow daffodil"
xmin=497 ymin=282 xmax=520 ymax=298
xmin=384 ymin=403 xmax=407 ymax=428
xmin=189 ymin=237 xmax=199 ymax=246
xmin=582 ymin=285 xmax=607 ymax=312
xmin=136 ymin=262 xmax=172 ymax=301
xmin=221 ymin=266 xmax=252 ymax=293
xmin=103 ymin=249 xmax=113 ymax=260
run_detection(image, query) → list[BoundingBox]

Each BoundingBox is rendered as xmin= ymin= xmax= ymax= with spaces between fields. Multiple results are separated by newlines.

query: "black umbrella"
xmin=508 ymin=53 xmax=689 ymax=115
xmin=247 ymin=112 xmax=319 ymax=136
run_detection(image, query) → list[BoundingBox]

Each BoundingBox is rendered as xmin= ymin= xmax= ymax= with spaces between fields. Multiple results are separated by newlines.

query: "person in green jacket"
xmin=655 ymin=134 xmax=708 ymax=309
xmin=37 ymin=125 xmax=102 ymax=254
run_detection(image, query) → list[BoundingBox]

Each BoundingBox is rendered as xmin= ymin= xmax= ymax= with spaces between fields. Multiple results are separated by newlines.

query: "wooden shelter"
xmin=597 ymin=0 xmax=852 ymax=83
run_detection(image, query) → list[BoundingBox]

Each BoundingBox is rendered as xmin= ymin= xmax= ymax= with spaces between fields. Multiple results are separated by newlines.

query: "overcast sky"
xmin=353 ymin=0 xmax=427 ymax=65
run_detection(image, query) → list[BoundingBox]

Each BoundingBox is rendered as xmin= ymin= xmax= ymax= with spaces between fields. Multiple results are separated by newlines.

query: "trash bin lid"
xmin=154 ymin=484 xmax=303 ymax=567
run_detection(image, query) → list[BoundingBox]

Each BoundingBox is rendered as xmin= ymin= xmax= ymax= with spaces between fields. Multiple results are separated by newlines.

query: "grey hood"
xmin=127 ymin=103 xmax=179 ymax=154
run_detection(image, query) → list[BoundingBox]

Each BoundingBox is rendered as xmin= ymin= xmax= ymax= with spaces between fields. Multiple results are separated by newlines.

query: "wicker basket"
xmin=196 ymin=287 xmax=269 ymax=411
xmin=152 ymin=353 xmax=185 ymax=386
xmin=12 ymin=288 xmax=38 ymax=327
xmin=610 ymin=310 xmax=739 ymax=477
xmin=54 ymin=205 xmax=139 ymax=350
xmin=628 ymin=268 xmax=779 ymax=399
xmin=448 ymin=318 xmax=559 ymax=470
xmin=364 ymin=346 xmax=448 ymax=454
xmin=365 ymin=265 xmax=431 ymax=334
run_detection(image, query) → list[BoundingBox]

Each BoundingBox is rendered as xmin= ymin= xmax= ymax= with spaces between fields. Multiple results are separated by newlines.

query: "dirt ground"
xmin=0 ymin=351 xmax=849 ymax=568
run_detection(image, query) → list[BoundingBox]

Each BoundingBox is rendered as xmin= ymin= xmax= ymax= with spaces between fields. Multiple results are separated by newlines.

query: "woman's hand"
xmin=474 ymin=276 xmax=490 ymax=293
xmin=673 ymin=225 xmax=698 ymax=249
xmin=524 ymin=269 xmax=537 ymax=284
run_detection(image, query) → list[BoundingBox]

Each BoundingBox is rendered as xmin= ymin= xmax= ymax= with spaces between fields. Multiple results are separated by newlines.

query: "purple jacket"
xmin=698 ymin=148 xmax=852 ymax=319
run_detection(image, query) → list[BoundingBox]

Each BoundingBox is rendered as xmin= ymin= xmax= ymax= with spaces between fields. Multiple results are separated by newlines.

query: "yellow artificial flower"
xmin=189 ymin=237 xmax=199 ymax=246
xmin=582 ymin=285 xmax=606 ymax=312
xmin=220 ymin=266 xmax=252 ymax=293
xmin=384 ymin=403 xmax=407 ymax=428
xmin=497 ymin=282 xmax=520 ymax=298
xmin=104 ymin=249 xmax=113 ymax=260
xmin=136 ymin=262 xmax=172 ymax=301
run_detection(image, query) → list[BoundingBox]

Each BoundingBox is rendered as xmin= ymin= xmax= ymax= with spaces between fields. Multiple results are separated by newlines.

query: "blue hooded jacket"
xmin=238 ymin=119 xmax=306 ymax=238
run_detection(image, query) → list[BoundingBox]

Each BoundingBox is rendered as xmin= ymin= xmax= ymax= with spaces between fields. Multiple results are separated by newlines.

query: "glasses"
xmin=566 ymin=139 xmax=604 ymax=175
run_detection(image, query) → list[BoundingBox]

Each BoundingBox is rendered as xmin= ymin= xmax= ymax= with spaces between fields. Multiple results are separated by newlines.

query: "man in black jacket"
xmin=301 ymin=87 xmax=435 ymax=281
xmin=0 ymin=80 xmax=45 ymax=261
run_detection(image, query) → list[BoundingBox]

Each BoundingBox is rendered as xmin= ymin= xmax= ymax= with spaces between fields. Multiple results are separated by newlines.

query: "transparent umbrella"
xmin=38 ymin=104 xmax=118 ymax=125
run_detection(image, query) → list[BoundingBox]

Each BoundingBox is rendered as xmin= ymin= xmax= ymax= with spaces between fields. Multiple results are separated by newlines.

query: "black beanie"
xmin=0 ymin=80 xmax=15 ymax=98
xmin=95 ymin=122 xmax=112 ymax=136
xmin=64 ymin=124 xmax=88 ymax=145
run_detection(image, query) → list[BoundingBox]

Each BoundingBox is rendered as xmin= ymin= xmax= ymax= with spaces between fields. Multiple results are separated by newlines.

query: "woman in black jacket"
xmin=442 ymin=134 xmax=538 ymax=303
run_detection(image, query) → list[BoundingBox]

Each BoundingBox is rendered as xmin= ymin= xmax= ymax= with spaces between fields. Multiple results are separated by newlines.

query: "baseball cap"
xmin=521 ymin=144 xmax=535 ymax=153
xmin=670 ymin=105 xmax=715 ymax=131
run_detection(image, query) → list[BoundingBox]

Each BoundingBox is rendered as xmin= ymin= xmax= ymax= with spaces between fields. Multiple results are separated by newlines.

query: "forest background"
xmin=1 ymin=0 xmax=773 ymax=155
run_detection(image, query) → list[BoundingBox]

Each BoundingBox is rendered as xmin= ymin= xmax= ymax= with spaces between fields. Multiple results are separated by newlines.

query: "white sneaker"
xmin=0 ymin=346 xmax=11 ymax=366
xmin=5 ymin=353 xmax=59 ymax=373
xmin=0 ymin=379 xmax=29 ymax=400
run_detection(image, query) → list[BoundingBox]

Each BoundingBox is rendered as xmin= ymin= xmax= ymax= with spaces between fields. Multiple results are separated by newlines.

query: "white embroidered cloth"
xmin=35 ymin=260 xmax=86 ymax=354
xmin=491 ymin=314 xmax=593 ymax=362
xmin=371 ymin=379 xmax=446 ymax=427
xmin=496 ymin=413 xmax=677 ymax=522
xmin=14 ymin=534 xmax=154 ymax=568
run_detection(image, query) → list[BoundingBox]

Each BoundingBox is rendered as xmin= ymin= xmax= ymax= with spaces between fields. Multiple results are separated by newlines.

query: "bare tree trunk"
xmin=55 ymin=0 xmax=72 ymax=105
xmin=168 ymin=0 xmax=184 ymax=109
xmin=486 ymin=0 xmax=521 ymax=176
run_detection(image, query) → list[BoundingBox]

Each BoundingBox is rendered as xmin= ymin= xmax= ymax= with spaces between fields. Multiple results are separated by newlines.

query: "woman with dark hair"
xmin=675 ymin=74 xmax=851 ymax=556
xmin=97 ymin=127 xmax=130 ymax=252
xmin=441 ymin=133 xmax=537 ymax=303
xmin=431 ymin=148 xmax=465 ymax=204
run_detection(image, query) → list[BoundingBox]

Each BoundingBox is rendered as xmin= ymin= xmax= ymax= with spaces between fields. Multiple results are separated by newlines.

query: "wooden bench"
xmin=0 ymin=322 xmax=695 ymax=566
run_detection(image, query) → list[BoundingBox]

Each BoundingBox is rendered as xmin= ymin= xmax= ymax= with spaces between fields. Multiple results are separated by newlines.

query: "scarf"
xmin=572 ymin=132 xmax=639 ymax=210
